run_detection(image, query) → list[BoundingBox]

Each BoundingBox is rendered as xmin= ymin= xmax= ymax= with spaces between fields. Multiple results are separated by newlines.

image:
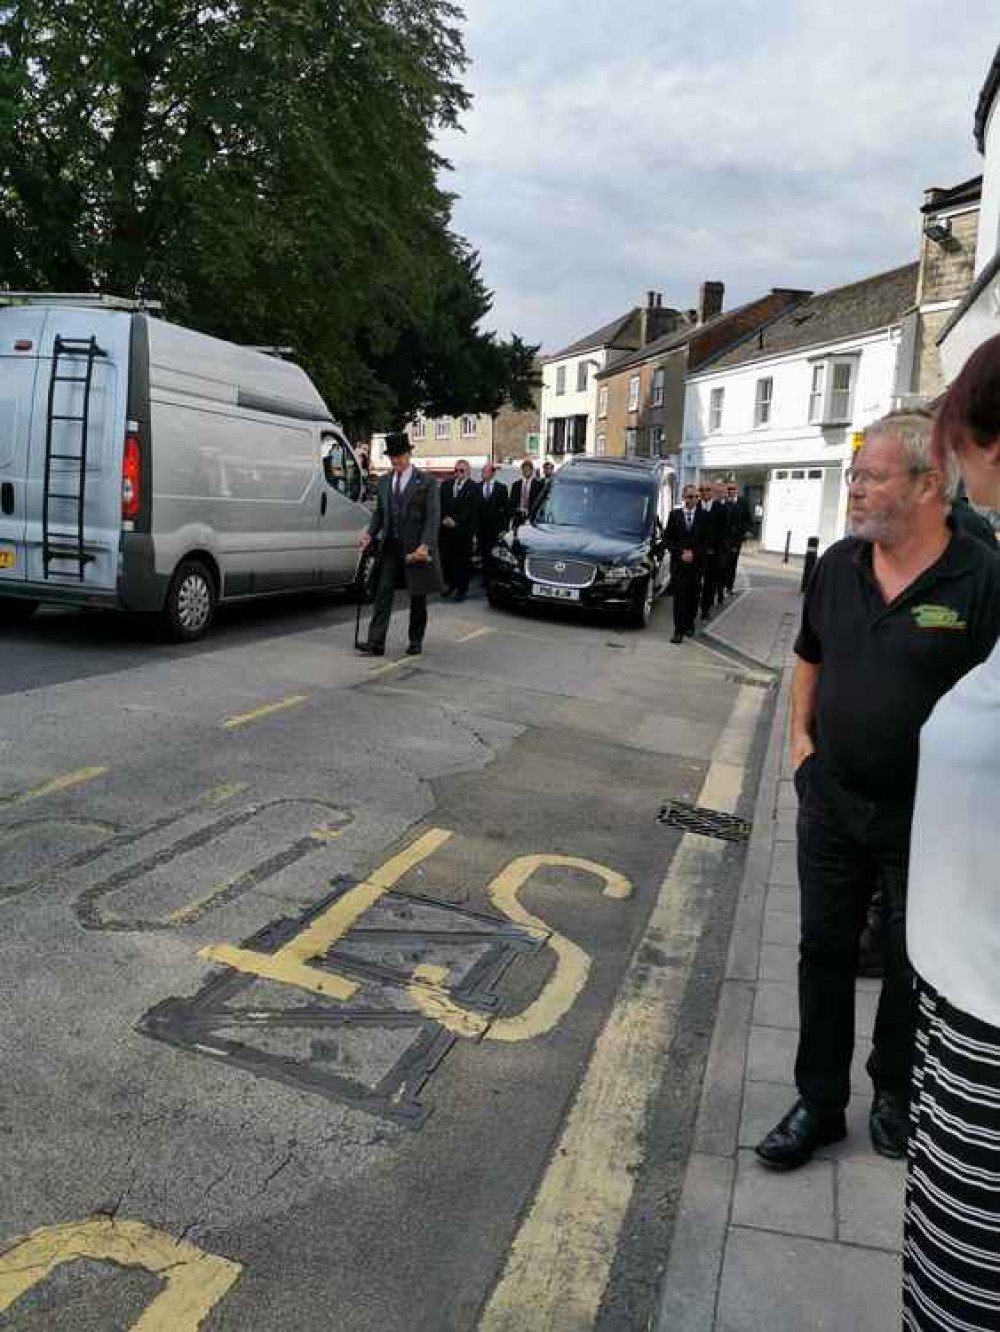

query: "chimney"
xmin=698 ymin=281 xmax=725 ymax=324
xmin=640 ymin=290 xmax=671 ymax=345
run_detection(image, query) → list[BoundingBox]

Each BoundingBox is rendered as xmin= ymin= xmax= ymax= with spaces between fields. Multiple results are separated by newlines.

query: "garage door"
xmin=763 ymin=468 xmax=825 ymax=555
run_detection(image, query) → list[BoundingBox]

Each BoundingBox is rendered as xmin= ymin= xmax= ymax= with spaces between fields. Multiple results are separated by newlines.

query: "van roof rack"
xmin=0 ymin=291 xmax=163 ymax=312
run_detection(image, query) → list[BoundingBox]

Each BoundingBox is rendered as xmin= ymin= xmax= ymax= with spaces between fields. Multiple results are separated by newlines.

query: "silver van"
xmin=0 ymin=294 xmax=369 ymax=639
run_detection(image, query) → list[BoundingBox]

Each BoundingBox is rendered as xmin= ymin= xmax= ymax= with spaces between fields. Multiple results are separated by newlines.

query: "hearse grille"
xmin=525 ymin=557 xmax=597 ymax=588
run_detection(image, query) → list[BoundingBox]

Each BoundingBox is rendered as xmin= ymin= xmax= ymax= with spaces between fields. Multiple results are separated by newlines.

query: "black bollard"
xmin=783 ymin=530 xmax=792 ymax=564
xmin=801 ymin=536 xmax=819 ymax=593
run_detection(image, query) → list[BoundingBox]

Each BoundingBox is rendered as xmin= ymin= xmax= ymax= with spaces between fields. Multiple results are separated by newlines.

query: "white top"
xmin=908 ymin=638 xmax=1000 ymax=1026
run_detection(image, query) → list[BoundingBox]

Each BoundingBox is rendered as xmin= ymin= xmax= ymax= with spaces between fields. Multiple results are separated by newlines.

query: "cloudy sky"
xmin=439 ymin=2 xmax=997 ymax=354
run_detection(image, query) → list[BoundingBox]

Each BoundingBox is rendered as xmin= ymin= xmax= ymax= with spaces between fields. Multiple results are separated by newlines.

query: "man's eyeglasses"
xmin=845 ymin=466 xmax=931 ymax=488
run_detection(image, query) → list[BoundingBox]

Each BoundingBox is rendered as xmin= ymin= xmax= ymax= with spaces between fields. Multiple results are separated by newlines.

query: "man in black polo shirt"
xmin=756 ymin=412 xmax=1000 ymax=1170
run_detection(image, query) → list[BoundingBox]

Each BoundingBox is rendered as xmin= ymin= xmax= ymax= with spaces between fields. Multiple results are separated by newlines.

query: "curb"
xmin=654 ymin=644 xmax=795 ymax=1331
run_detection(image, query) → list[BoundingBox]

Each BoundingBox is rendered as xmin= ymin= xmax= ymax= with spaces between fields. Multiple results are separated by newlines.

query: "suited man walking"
xmin=667 ymin=485 xmax=711 ymax=642
xmin=478 ymin=461 xmax=509 ymax=579
xmin=439 ymin=459 xmax=481 ymax=602
xmin=699 ymin=480 xmax=730 ymax=619
xmin=724 ymin=481 xmax=752 ymax=594
xmin=511 ymin=459 xmax=544 ymax=520
xmin=356 ymin=432 xmax=442 ymax=657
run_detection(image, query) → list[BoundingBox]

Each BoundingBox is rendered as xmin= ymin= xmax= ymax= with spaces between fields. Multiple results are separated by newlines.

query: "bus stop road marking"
xmin=1 ymin=766 xmax=109 ymax=808
xmin=0 ymin=1217 xmax=242 ymax=1331
xmin=221 ymin=695 xmax=309 ymax=730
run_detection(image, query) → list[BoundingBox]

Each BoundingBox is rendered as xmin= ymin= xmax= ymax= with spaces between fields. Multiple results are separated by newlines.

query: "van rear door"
xmin=0 ymin=311 xmax=46 ymax=588
xmin=24 ymin=310 xmax=128 ymax=592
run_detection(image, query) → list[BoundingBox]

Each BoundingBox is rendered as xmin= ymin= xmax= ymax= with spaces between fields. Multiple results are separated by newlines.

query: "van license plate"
xmin=532 ymin=584 xmax=579 ymax=602
xmin=0 ymin=548 xmax=15 ymax=570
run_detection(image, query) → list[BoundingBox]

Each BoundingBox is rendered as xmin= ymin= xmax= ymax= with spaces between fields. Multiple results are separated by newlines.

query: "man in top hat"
xmin=356 ymin=431 xmax=442 ymax=657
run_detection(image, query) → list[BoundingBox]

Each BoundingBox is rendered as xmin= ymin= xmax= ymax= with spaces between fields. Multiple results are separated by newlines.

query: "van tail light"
xmin=122 ymin=430 xmax=141 ymax=519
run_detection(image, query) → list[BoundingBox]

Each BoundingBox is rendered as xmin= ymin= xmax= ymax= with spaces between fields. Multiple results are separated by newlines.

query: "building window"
xmin=808 ymin=364 xmax=826 ymax=424
xmin=596 ymin=432 xmax=606 ymax=456
xmin=435 ymin=418 xmax=451 ymax=440
xmin=556 ymin=365 xmax=567 ymax=395
xmin=461 ymin=414 xmax=477 ymax=438
xmin=754 ymin=377 xmax=773 ymax=427
xmin=709 ymin=387 xmax=724 ymax=432
xmin=651 ymin=367 xmax=666 ymax=408
xmin=829 ymin=361 xmax=854 ymax=421
xmin=411 ymin=418 xmax=427 ymax=440
xmin=598 ymin=386 xmax=609 ymax=418
xmin=625 ymin=427 xmax=637 ymax=456
xmin=567 ymin=415 xmax=587 ymax=454
xmin=628 ymin=374 xmax=640 ymax=413
xmin=651 ymin=425 xmax=665 ymax=456
xmin=576 ymin=362 xmax=589 ymax=392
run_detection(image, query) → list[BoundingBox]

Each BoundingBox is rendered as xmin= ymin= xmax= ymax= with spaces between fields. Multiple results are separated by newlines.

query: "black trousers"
xmin=724 ymin=541 xmax=743 ymax=593
xmin=440 ymin=526 xmax=473 ymax=594
xmin=672 ymin=562 xmax=700 ymax=636
xmin=700 ymin=551 xmax=720 ymax=615
xmin=368 ymin=542 xmax=427 ymax=647
xmin=794 ymin=757 xmax=916 ymax=1112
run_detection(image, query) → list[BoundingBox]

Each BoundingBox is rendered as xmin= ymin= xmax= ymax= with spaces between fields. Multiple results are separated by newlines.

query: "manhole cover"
xmin=658 ymin=802 xmax=752 ymax=843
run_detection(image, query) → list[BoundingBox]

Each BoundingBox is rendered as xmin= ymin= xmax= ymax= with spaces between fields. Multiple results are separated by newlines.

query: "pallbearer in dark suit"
xmin=699 ymin=481 xmax=730 ymax=619
xmin=478 ymin=461 xmax=509 ymax=579
xmin=511 ymin=459 xmax=545 ymax=520
xmin=439 ymin=459 xmax=482 ymax=602
xmin=356 ymin=432 xmax=442 ymax=657
xmin=667 ymin=484 xmax=711 ymax=642
xmin=724 ymin=481 xmax=752 ymax=594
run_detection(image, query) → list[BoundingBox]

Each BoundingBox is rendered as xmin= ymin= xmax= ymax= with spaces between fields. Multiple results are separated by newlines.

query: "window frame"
xmin=709 ymin=386 xmax=725 ymax=433
xmin=598 ymin=385 xmax=609 ymax=419
xmin=576 ymin=362 xmax=589 ymax=392
xmin=556 ymin=365 xmax=567 ymax=396
xmin=596 ymin=432 xmax=607 ymax=456
xmin=627 ymin=374 xmax=641 ymax=413
xmin=435 ymin=418 xmax=451 ymax=441
xmin=828 ymin=360 xmax=855 ymax=422
xmin=808 ymin=363 xmax=826 ymax=424
xmin=625 ymin=426 xmax=637 ymax=456
xmin=651 ymin=366 xmax=666 ymax=408
xmin=461 ymin=414 xmax=477 ymax=438
xmin=411 ymin=417 xmax=427 ymax=441
xmin=753 ymin=376 xmax=773 ymax=428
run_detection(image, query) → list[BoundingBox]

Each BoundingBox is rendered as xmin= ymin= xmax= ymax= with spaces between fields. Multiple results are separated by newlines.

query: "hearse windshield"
xmin=534 ymin=478 xmax=653 ymax=541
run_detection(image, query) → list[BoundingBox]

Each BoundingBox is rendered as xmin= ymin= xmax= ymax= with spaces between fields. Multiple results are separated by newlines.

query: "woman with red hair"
xmin=903 ymin=333 xmax=1000 ymax=1330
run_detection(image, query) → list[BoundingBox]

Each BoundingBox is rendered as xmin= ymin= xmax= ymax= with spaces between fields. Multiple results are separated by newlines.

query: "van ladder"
xmin=42 ymin=334 xmax=107 ymax=580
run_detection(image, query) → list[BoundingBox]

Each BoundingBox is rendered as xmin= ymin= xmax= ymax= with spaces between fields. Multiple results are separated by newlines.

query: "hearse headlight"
xmin=602 ymin=562 xmax=645 ymax=582
xmin=493 ymin=545 xmax=517 ymax=566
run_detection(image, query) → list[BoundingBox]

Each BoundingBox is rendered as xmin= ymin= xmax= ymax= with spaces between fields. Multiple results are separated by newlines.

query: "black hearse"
xmin=486 ymin=456 xmax=674 ymax=628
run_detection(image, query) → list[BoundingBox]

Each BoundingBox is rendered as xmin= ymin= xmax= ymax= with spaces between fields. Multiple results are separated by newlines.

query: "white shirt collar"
xmin=393 ymin=465 xmax=414 ymax=490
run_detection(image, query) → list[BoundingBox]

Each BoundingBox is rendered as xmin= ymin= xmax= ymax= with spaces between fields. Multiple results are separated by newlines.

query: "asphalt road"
xmin=0 ymin=579 xmax=774 ymax=1331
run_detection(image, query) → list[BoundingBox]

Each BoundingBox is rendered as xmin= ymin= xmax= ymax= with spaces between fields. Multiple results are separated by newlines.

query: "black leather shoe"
xmin=755 ymin=1099 xmax=847 ymax=1170
xmin=671 ymin=633 xmax=684 ymax=644
xmin=870 ymin=1091 xmax=908 ymax=1159
xmin=355 ymin=641 xmax=385 ymax=657
xmin=405 ymin=641 xmax=422 ymax=656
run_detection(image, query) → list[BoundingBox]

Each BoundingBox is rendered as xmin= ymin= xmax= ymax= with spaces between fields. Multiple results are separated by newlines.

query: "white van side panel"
xmin=149 ymin=395 xmax=324 ymax=592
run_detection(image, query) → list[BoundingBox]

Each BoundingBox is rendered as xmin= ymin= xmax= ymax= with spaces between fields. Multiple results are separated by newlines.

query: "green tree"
xmin=0 ymin=0 xmax=533 ymax=432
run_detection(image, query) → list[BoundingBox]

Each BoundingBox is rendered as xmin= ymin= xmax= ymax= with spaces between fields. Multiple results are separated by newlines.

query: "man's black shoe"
xmin=355 ymin=641 xmax=385 ymax=657
xmin=755 ymin=1100 xmax=846 ymax=1170
xmin=870 ymin=1091 xmax=908 ymax=1159
xmin=405 ymin=641 xmax=423 ymax=656
xmin=671 ymin=633 xmax=684 ymax=644
xmin=441 ymin=587 xmax=454 ymax=599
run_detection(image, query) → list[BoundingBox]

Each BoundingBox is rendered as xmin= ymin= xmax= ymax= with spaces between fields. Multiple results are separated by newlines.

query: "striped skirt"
xmin=903 ymin=984 xmax=1000 ymax=1331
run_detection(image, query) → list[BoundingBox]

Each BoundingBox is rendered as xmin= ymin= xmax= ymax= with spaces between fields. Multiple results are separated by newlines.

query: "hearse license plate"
xmin=0 ymin=548 xmax=15 ymax=570
xmin=532 ymin=584 xmax=579 ymax=602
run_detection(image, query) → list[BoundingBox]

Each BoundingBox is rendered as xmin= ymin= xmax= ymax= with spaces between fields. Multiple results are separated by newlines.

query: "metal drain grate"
xmin=725 ymin=672 xmax=774 ymax=690
xmin=658 ymin=801 xmax=752 ymax=843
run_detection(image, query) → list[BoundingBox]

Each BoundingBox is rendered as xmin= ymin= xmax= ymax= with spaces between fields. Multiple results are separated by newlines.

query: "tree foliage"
xmin=0 ymin=0 xmax=538 ymax=432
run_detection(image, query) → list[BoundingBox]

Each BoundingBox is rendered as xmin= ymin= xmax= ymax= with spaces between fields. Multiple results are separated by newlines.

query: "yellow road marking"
xmin=3 ymin=767 xmax=109 ymax=807
xmin=309 ymin=825 xmax=345 ymax=843
xmin=407 ymin=855 xmax=632 ymax=1043
xmin=222 ymin=695 xmax=308 ymax=730
xmin=199 ymin=827 xmax=453 ymax=999
xmin=366 ymin=658 xmax=406 ymax=679
xmin=0 ymin=1217 xmax=241 ymax=1331
xmin=477 ymin=685 xmax=764 ymax=1332
xmin=456 ymin=627 xmax=495 ymax=644
xmin=203 ymin=781 xmax=250 ymax=806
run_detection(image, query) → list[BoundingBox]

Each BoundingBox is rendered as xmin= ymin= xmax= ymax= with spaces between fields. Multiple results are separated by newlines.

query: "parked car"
xmin=485 ymin=456 xmax=674 ymax=628
xmin=0 ymin=294 xmax=370 ymax=640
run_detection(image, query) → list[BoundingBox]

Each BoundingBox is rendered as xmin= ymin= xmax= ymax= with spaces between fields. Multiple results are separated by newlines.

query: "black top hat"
xmin=384 ymin=431 xmax=412 ymax=457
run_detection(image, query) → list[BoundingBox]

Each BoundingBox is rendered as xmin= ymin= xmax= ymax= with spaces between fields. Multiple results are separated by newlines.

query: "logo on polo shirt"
xmin=911 ymin=603 xmax=966 ymax=631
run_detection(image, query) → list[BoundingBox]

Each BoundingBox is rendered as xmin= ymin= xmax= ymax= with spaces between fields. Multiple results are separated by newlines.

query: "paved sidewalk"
xmin=657 ymin=573 xmax=905 ymax=1331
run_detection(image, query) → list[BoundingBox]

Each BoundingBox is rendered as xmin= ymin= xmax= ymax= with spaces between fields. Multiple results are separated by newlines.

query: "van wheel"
xmin=164 ymin=560 xmax=216 ymax=641
xmin=354 ymin=550 xmax=378 ymax=605
xmin=625 ymin=577 xmax=654 ymax=629
xmin=0 ymin=598 xmax=39 ymax=623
